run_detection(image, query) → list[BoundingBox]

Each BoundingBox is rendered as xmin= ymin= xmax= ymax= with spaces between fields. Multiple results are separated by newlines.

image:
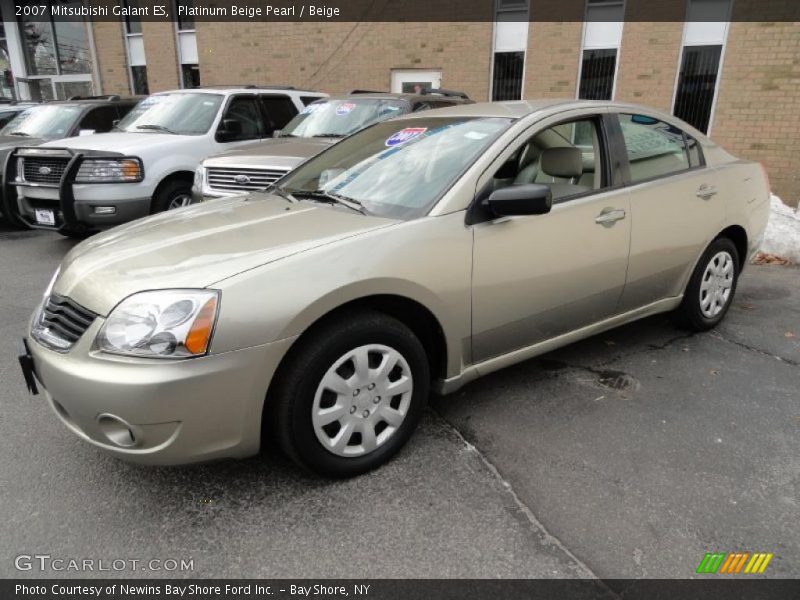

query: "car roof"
xmin=48 ymin=96 xmax=143 ymax=106
xmin=399 ymin=99 xmax=709 ymax=136
xmin=166 ymin=86 xmax=324 ymax=95
xmin=322 ymin=91 xmax=472 ymax=104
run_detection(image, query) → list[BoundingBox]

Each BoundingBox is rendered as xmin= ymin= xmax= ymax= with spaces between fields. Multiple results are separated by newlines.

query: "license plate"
xmin=34 ymin=209 xmax=56 ymax=226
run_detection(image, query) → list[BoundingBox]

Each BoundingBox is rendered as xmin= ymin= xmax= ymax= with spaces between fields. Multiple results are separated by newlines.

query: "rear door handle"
xmin=696 ymin=184 xmax=718 ymax=199
xmin=595 ymin=208 xmax=626 ymax=226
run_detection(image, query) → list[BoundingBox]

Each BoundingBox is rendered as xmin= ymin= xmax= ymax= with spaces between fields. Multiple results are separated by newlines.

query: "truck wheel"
xmin=675 ymin=237 xmax=740 ymax=331
xmin=150 ymin=178 xmax=194 ymax=214
xmin=269 ymin=310 xmax=430 ymax=478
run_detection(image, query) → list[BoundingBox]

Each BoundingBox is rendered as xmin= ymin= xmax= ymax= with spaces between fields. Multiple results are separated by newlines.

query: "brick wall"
xmin=141 ymin=21 xmax=180 ymax=91
xmin=614 ymin=1 xmax=685 ymax=112
xmin=91 ymin=19 xmax=130 ymax=96
xmin=195 ymin=21 xmax=493 ymax=100
xmin=523 ymin=0 xmax=584 ymax=99
xmin=712 ymin=21 xmax=800 ymax=206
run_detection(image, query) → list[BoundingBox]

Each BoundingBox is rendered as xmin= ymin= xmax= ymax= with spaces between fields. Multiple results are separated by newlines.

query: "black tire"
xmin=674 ymin=237 xmax=740 ymax=331
xmin=150 ymin=178 xmax=193 ymax=214
xmin=268 ymin=310 xmax=430 ymax=478
xmin=58 ymin=228 xmax=94 ymax=240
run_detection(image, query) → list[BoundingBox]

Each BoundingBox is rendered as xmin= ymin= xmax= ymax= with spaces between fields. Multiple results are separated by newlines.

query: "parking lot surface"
xmin=1 ymin=221 xmax=797 ymax=581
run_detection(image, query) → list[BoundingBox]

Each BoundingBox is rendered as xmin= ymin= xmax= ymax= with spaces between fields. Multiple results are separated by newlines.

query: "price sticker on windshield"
xmin=385 ymin=127 xmax=427 ymax=147
xmin=335 ymin=103 xmax=357 ymax=116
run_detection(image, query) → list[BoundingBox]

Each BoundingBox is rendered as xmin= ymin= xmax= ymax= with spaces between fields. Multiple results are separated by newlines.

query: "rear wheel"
xmin=675 ymin=237 xmax=740 ymax=331
xmin=150 ymin=178 xmax=194 ymax=214
xmin=269 ymin=310 xmax=430 ymax=478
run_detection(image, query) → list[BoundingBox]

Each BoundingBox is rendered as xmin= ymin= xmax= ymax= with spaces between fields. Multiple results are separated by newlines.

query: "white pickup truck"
xmin=10 ymin=86 xmax=326 ymax=237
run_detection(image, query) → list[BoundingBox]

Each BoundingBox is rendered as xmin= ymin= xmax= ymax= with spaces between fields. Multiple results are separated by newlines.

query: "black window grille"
xmin=673 ymin=44 xmax=722 ymax=133
xmin=131 ymin=65 xmax=148 ymax=95
xmin=492 ymin=51 xmax=524 ymax=101
xmin=579 ymin=48 xmax=617 ymax=101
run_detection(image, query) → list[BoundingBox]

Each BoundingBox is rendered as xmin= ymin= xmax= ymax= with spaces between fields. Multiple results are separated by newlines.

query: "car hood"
xmin=0 ymin=135 xmax=46 ymax=149
xmin=204 ymin=137 xmax=337 ymax=170
xmin=54 ymin=194 xmax=397 ymax=316
xmin=39 ymin=132 xmax=193 ymax=154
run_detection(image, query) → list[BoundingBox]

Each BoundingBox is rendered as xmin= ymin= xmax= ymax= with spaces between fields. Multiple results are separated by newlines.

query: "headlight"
xmin=74 ymin=158 xmax=143 ymax=183
xmin=194 ymin=164 xmax=204 ymax=189
xmin=97 ymin=290 xmax=219 ymax=358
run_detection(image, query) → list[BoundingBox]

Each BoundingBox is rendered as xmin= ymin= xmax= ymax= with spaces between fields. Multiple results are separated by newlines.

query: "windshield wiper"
xmin=279 ymin=133 xmax=298 ymax=138
xmin=291 ymin=189 xmax=367 ymax=215
xmin=312 ymin=133 xmax=345 ymax=139
xmin=257 ymin=184 xmax=297 ymax=203
xmin=136 ymin=124 xmax=177 ymax=134
xmin=8 ymin=131 xmax=31 ymax=137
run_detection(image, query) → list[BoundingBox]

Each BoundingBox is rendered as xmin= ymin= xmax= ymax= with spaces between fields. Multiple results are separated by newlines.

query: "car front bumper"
xmin=27 ymin=319 xmax=296 ymax=465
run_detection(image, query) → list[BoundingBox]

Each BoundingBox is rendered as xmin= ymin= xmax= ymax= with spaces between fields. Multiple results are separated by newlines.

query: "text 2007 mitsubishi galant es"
xmin=20 ymin=100 xmax=770 ymax=477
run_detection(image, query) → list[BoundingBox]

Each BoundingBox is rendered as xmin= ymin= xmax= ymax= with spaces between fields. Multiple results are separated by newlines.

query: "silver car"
xmin=20 ymin=100 xmax=770 ymax=477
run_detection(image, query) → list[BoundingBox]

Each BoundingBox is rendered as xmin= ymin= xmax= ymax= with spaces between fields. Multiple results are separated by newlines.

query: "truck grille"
xmin=206 ymin=167 xmax=289 ymax=192
xmin=40 ymin=294 xmax=97 ymax=344
xmin=21 ymin=157 xmax=69 ymax=185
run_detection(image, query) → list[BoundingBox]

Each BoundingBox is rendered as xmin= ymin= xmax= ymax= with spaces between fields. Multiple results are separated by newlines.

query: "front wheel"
xmin=150 ymin=179 xmax=194 ymax=214
xmin=675 ymin=237 xmax=740 ymax=331
xmin=269 ymin=311 xmax=430 ymax=478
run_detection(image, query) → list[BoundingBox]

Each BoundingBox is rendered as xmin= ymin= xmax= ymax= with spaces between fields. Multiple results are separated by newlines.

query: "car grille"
xmin=21 ymin=157 xmax=69 ymax=185
xmin=40 ymin=294 xmax=97 ymax=345
xmin=206 ymin=167 xmax=289 ymax=192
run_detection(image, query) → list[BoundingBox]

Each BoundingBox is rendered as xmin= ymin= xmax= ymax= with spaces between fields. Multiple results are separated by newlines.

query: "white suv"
xmin=11 ymin=86 xmax=326 ymax=237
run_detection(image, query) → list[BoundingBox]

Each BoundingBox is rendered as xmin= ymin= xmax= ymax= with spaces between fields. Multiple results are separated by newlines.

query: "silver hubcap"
xmin=312 ymin=344 xmax=413 ymax=458
xmin=699 ymin=251 xmax=734 ymax=318
xmin=167 ymin=194 xmax=193 ymax=210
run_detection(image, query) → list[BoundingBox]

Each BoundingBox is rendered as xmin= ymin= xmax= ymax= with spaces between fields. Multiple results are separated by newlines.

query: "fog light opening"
xmin=97 ymin=414 xmax=139 ymax=448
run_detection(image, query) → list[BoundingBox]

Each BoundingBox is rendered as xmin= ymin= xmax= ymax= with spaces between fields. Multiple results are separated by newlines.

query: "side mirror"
xmin=216 ymin=118 xmax=242 ymax=142
xmin=484 ymin=184 xmax=552 ymax=217
xmin=272 ymin=129 xmax=281 ymax=138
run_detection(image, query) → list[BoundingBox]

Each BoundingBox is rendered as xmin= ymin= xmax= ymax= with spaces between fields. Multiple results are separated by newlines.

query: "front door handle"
xmin=696 ymin=184 xmax=718 ymax=199
xmin=595 ymin=208 xmax=626 ymax=226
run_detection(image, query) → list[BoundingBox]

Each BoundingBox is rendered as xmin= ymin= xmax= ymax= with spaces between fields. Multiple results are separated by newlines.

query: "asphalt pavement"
xmin=1 ymin=221 xmax=797 ymax=582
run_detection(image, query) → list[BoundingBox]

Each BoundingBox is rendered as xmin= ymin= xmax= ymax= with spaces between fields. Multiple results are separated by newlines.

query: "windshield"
xmin=116 ymin=93 xmax=224 ymax=135
xmin=281 ymin=98 xmax=408 ymax=138
xmin=280 ymin=117 xmax=512 ymax=219
xmin=0 ymin=105 xmax=80 ymax=139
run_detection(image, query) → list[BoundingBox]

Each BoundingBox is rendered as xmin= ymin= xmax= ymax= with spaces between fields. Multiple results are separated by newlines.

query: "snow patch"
xmin=759 ymin=195 xmax=800 ymax=263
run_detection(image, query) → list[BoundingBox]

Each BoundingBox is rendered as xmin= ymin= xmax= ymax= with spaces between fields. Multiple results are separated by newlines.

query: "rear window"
xmin=618 ymin=114 xmax=692 ymax=183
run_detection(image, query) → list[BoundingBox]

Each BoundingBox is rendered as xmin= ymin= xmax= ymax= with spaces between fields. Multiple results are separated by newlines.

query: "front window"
xmin=0 ymin=104 xmax=81 ymax=139
xmin=116 ymin=93 xmax=223 ymax=135
xmin=280 ymin=117 xmax=512 ymax=219
xmin=281 ymin=98 xmax=408 ymax=139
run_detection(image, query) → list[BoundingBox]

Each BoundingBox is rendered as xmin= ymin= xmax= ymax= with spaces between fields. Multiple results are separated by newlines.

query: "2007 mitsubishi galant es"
xmin=21 ymin=100 xmax=770 ymax=477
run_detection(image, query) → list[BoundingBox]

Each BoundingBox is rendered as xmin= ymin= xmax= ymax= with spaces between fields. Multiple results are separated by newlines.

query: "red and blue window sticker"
xmin=385 ymin=127 xmax=427 ymax=147
xmin=335 ymin=102 xmax=357 ymax=116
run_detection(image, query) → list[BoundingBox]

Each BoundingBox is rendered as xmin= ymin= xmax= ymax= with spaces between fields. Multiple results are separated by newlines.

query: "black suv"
xmin=0 ymin=95 xmax=141 ymax=226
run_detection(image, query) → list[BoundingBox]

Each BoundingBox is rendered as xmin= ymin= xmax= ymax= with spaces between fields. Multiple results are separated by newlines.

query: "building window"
xmin=673 ymin=45 xmax=722 ymax=134
xmin=131 ymin=65 xmax=149 ymax=95
xmin=579 ymin=48 xmax=616 ymax=100
xmin=176 ymin=0 xmax=196 ymax=31
xmin=18 ymin=0 xmax=92 ymax=76
xmin=673 ymin=0 xmax=731 ymax=134
xmin=181 ymin=63 xmax=200 ymax=88
xmin=578 ymin=0 xmax=624 ymax=101
xmin=492 ymin=52 xmax=524 ymax=101
xmin=123 ymin=0 xmax=142 ymax=35
xmin=491 ymin=0 xmax=529 ymax=101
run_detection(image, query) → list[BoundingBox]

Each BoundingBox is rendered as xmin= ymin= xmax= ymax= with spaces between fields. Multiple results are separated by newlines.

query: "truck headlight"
xmin=97 ymin=290 xmax=219 ymax=358
xmin=194 ymin=164 xmax=204 ymax=190
xmin=75 ymin=158 xmax=143 ymax=183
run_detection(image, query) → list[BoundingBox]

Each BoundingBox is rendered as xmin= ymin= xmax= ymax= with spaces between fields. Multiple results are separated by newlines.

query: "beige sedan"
xmin=20 ymin=100 xmax=770 ymax=477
